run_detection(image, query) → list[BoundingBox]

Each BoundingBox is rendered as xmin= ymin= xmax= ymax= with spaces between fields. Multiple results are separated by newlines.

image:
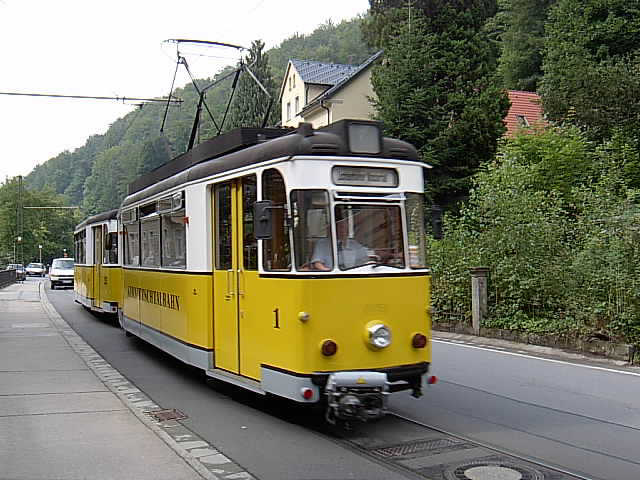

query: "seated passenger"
xmin=309 ymin=220 xmax=369 ymax=270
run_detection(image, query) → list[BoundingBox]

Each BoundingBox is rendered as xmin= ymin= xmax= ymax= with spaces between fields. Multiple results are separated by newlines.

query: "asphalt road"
xmin=45 ymin=278 xmax=640 ymax=480
xmin=45 ymin=281 xmax=411 ymax=480
xmin=390 ymin=339 xmax=640 ymax=480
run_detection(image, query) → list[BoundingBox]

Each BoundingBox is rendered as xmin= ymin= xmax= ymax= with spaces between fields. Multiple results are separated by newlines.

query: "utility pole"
xmin=17 ymin=176 xmax=23 ymax=265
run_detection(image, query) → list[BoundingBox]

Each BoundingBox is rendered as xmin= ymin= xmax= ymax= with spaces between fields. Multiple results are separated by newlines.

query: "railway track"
xmin=327 ymin=413 xmax=588 ymax=480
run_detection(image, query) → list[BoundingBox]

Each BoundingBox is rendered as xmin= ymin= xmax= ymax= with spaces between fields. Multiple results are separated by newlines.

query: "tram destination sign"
xmin=332 ymin=166 xmax=398 ymax=187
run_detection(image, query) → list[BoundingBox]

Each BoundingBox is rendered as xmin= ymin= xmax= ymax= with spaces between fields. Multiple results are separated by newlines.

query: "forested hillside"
xmin=5 ymin=2 xmax=640 ymax=343
xmin=25 ymin=17 xmax=373 ymax=216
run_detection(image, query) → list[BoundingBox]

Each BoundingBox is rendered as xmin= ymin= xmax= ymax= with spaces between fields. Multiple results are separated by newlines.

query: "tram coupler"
xmin=324 ymin=371 xmax=389 ymax=424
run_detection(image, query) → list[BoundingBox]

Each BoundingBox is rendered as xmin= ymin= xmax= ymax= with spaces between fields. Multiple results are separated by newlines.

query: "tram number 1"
xmin=273 ymin=308 xmax=280 ymax=329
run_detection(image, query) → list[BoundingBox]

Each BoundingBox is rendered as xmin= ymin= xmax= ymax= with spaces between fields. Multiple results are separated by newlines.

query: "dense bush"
xmin=431 ymin=126 xmax=640 ymax=343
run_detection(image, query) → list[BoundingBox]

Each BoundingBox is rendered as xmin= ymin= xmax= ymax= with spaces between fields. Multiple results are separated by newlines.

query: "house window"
xmin=295 ymin=96 xmax=299 ymax=116
xmin=287 ymin=102 xmax=291 ymax=121
xmin=288 ymin=76 xmax=291 ymax=91
xmin=516 ymin=114 xmax=530 ymax=127
xmin=293 ymin=74 xmax=296 ymax=88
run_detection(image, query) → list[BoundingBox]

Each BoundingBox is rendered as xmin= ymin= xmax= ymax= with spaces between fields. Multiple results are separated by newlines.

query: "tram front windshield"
xmin=291 ymin=190 xmax=406 ymax=271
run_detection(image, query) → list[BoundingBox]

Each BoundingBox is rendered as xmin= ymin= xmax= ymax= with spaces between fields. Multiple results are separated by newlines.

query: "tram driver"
xmin=309 ymin=216 xmax=369 ymax=271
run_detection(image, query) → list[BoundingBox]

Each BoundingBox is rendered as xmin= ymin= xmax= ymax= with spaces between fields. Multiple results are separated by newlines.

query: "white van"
xmin=49 ymin=257 xmax=75 ymax=289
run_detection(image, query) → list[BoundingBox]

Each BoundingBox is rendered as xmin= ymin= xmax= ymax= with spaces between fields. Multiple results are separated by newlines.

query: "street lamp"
xmin=39 ymin=245 xmax=42 ymax=263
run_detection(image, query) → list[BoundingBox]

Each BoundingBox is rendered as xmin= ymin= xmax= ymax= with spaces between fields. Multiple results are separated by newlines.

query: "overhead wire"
xmin=0 ymin=91 xmax=180 ymax=104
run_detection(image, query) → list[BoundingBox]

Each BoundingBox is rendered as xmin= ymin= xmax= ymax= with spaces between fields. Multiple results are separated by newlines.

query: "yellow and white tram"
xmin=74 ymin=209 xmax=122 ymax=314
xmin=75 ymin=120 xmax=435 ymax=422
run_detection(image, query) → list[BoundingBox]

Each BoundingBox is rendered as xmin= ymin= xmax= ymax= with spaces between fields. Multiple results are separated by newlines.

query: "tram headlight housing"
xmin=366 ymin=323 xmax=392 ymax=349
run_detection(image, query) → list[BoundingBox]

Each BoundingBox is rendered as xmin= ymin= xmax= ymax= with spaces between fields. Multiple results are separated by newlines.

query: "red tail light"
xmin=412 ymin=333 xmax=427 ymax=348
xmin=321 ymin=340 xmax=338 ymax=356
xmin=427 ymin=375 xmax=438 ymax=385
xmin=301 ymin=388 xmax=314 ymax=400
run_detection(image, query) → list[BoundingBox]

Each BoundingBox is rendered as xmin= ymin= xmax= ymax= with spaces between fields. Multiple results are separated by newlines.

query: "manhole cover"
xmin=149 ymin=408 xmax=187 ymax=422
xmin=444 ymin=460 xmax=544 ymax=480
xmin=372 ymin=438 xmax=466 ymax=458
xmin=465 ymin=466 xmax=523 ymax=480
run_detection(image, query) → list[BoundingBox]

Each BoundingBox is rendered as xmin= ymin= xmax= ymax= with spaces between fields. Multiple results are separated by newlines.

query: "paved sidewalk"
xmin=0 ymin=281 xmax=208 ymax=480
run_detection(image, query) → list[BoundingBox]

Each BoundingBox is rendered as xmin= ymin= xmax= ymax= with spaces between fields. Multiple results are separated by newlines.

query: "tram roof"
xmin=122 ymin=120 xmax=420 ymax=208
xmin=74 ymin=208 xmax=119 ymax=231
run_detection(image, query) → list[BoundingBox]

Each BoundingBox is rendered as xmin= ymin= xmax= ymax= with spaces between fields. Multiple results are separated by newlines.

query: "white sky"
xmin=0 ymin=0 xmax=369 ymax=181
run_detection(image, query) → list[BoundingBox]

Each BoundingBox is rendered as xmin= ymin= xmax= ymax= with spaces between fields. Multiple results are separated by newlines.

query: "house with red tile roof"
xmin=504 ymin=90 xmax=547 ymax=136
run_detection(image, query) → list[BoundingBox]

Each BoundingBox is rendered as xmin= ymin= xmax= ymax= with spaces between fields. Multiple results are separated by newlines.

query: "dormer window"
xmin=516 ymin=114 xmax=529 ymax=127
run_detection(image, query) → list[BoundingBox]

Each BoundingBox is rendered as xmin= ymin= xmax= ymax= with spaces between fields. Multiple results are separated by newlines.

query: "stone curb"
xmin=432 ymin=331 xmax=640 ymax=374
xmin=40 ymin=284 xmax=255 ymax=480
xmin=433 ymin=322 xmax=638 ymax=364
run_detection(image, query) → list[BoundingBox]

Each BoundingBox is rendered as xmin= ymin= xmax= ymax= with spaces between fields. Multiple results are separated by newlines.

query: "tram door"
xmin=92 ymin=226 xmax=103 ymax=309
xmin=213 ymin=175 xmax=258 ymax=377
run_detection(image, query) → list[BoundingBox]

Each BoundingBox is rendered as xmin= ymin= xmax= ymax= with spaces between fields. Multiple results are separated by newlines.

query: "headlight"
xmin=50 ymin=275 xmax=59 ymax=280
xmin=368 ymin=323 xmax=392 ymax=349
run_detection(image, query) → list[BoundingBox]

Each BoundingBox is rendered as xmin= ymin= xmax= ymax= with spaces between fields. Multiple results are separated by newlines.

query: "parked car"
xmin=6 ymin=264 xmax=26 ymax=281
xmin=26 ymin=262 xmax=46 ymax=277
xmin=49 ymin=258 xmax=75 ymax=289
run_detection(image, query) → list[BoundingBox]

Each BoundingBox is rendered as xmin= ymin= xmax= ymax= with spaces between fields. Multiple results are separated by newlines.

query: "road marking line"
xmin=432 ymin=339 xmax=640 ymax=377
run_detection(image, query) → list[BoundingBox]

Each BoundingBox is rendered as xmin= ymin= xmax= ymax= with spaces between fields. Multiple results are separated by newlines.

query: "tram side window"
xmin=162 ymin=211 xmax=186 ymax=268
xmin=141 ymin=217 xmax=161 ymax=267
xmin=215 ymin=183 xmax=233 ymax=270
xmin=242 ymin=175 xmax=257 ymax=270
xmin=124 ymin=223 xmax=140 ymax=266
xmin=74 ymin=231 xmax=86 ymax=264
xmin=405 ymin=193 xmax=427 ymax=268
xmin=291 ymin=190 xmax=332 ymax=270
xmin=262 ymin=169 xmax=291 ymax=271
xmin=104 ymin=232 xmax=118 ymax=265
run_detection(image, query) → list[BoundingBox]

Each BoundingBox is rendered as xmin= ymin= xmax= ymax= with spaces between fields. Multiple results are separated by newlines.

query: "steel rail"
xmin=388 ymin=412 xmax=597 ymax=480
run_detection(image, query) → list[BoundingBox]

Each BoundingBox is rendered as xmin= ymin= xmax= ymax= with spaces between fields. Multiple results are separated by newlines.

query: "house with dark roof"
xmin=280 ymin=53 xmax=547 ymax=135
xmin=504 ymin=90 xmax=547 ymax=136
xmin=279 ymin=51 xmax=383 ymax=128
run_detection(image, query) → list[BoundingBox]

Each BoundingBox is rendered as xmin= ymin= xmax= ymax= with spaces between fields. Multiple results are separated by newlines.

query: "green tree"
xmin=270 ymin=17 xmax=375 ymax=82
xmin=364 ymin=0 xmax=500 ymax=47
xmin=431 ymin=126 xmax=640 ymax=342
xmin=498 ymin=0 xmax=555 ymax=91
xmin=539 ymin=0 xmax=640 ymax=140
xmin=0 ymin=177 xmax=78 ymax=266
xmin=139 ymin=136 xmax=172 ymax=173
xmin=227 ymin=40 xmax=279 ymax=130
xmin=81 ymin=144 xmax=142 ymax=215
xmin=370 ymin=2 xmax=509 ymax=207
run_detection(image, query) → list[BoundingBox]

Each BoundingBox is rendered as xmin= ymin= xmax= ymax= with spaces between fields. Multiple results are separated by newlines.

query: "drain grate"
xmin=149 ymin=408 xmax=187 ymax=422
xmin=372 ymin=438 xmax=465 ymax=458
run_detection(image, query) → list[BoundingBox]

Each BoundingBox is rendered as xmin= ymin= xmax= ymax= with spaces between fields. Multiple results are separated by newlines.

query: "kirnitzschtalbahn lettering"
xmin=127 ymin=286 xmax=180 ymax=311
